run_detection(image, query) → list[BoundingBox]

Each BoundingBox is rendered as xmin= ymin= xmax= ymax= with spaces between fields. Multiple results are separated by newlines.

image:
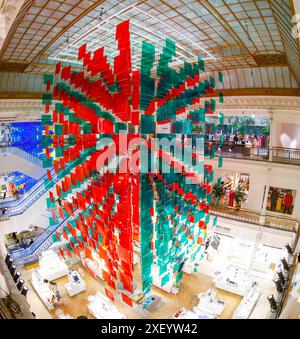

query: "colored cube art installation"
xmin=42 ymin=20 xmax=224 ymax=307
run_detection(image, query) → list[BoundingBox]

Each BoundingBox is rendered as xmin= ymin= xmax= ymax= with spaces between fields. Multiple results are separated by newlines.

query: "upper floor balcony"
xmin=206 ymin=141 xmax=300 ymax=166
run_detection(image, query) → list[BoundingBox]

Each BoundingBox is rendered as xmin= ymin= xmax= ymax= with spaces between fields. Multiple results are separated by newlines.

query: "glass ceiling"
xmin=0 ymin=0 xmax=298 ymax=90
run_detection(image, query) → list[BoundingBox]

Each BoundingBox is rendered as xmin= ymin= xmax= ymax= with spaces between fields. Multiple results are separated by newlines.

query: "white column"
xmin=247 ymin=226 xmax=262 ymax=275
xmin=268 ymin=111 xmax=274 ymax=162
xmin=259 ymin=167 xmax=271 ymax=224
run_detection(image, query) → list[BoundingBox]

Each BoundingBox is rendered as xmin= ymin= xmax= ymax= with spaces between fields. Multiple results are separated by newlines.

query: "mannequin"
xmin=228 ymin=188 xmax=235 ymax=207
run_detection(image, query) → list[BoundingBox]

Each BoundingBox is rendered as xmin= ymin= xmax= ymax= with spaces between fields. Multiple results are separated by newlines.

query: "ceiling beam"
xmin=0 ymin=88 xmax=299 ymax=101
xmin=34 ymin=0 xmax=106 ymax=61
xmin=206 ymin=88 xmax=300 ymax=97
xmin=0 ymin=92 xmax=43 ymax=100
xmin=0 ymin=0 xmax=33 ymax=60
xmin=269 ymin=0 xmax=300 ymax=86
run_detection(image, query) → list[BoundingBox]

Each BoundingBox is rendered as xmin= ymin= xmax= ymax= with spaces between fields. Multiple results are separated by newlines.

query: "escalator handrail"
xmin=5 ymin=148 xmax=92 ymax=216
xmin=10 ymin=214 xmax=73 ymax=260
xmin=0 ymin=168 xmax=54 ymax=208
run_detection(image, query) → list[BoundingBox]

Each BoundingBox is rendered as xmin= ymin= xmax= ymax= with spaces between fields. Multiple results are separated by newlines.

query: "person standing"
xmin=50 ymin=281 xmax=62 ymax=301
xmin=270 ymin=188 xmax=279 ymax=212
xmin=233 ymin=133 xmax=239 ymax=145
xmin=283 ymin=191 xmax=294 ymax=215
xmin=228 ymin=188 xmax=235 ymax=207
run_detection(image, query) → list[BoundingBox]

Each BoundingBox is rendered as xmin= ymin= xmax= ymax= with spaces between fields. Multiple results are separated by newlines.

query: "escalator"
xmin=0 ymin=149 xmax=92 ymax=233
xmin=9 ymin=214 xmax=74 ymax=267
xmin=8 ymin=149 xmax=122 ymax=266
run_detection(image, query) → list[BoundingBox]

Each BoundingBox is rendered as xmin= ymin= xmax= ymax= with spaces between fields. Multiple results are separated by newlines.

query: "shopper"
xmin=228 ymin=189 xmax=235 ymax=207
xmin=270 ymin=188 xmax=279 ymax=212
xmin=253 ymin=136 xmax=260 ymax=156
xmin=241 ymin=135 xmax=245 ymax=146
xmin=283 ymin=191 xmax=294 ymax=215
xmin=12 ymin=232 xmax=18 ymax=242
xmin=233 ymin=133 xmax=239 ymax=145
xmin=57 ymin=197 xmax=62 ymax=207
xmin=50 ymin=281 xmax=62 ymax=301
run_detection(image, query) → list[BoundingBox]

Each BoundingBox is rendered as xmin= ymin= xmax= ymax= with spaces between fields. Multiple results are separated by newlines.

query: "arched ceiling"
xmin=0 ymin=0 xmax=299 ymax=98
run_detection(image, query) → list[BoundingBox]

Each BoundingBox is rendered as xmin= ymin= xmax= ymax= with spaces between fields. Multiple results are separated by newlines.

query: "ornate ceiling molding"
xmin=216 ymin=95 xmax=300 ymax=114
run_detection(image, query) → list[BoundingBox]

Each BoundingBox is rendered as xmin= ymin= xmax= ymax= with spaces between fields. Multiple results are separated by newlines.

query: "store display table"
xmin=87 ymin=292 xmax=126 ymax=319
xmin=64 ymin=271 xmax=86 ymax=297
xmin=214 ymin=265 xmax=250 ymax=296
xmin=196 ymin=289 xmax=225 ymax=316
xmin=37 ymin=250 xmax=69 ymax=281
xmin=31 ymin=270 xmax=55 ymax=311
xmin=174 ymin=307 xmax=216 ymax=319
xmin=232 ymin=283 xmax=260 ymax=319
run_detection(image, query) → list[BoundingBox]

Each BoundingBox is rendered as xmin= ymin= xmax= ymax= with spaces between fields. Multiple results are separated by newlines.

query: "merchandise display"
xmin=31 ymin=270 xmax=56 ymax=311
xmin=87 ymin=292 xmax=126 ymax=319
xmin=214 ymin=265 xmax=254 ymax=296
xmin=36 ymin=250 xmax=69 ymax=281
xmin=216 ymin=172 xmax=250 ymax=208
xmin=232 ymin=282 xmax=261 ymax=319
xmin=6 ymin=172 xmax=37 ymax=196
xmin=266 ymin=187 xmax=296 ymax=215
xmin=64 ymin=271 xmax=86 ymax=297
xmin=196 ymin=289 xmax=225 ymax=316
xmin=173 ymin=303 xmax=217 ymax=319
xmin=204 ymin=230 xmax=285 ymax=281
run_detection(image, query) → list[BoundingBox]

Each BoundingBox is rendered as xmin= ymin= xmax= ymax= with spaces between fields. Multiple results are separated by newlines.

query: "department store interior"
xmin=0 ymin=0 xmax=300 ymax=320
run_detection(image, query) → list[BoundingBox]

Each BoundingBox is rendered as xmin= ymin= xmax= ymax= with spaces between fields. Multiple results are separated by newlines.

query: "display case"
xmin=64 ymin=271 xmax=86 ymax=297
xmin=31 ymin=270 xmax=55 ymax=311
xmin=36 ymin=250 xmax=69 ymax=281
xmin=87 ymin=292 xmax=126 ymax=319
xmin=214 ymin=265 xmax=253 ymax=296
xmin=232 ymin=282 xmax=261 ymax=319
xmin=196 ymin=289 xmax=225 ymax=316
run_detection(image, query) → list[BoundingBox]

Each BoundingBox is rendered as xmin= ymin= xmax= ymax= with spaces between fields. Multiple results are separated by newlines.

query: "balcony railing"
xmin=0 ymin=149 xmax=92 ymax=216
xmin=0 ymin=146 xmax=43 ymax=167
xmin=206 ymin=141 xmax=300 ymax=166
xmin=210 ymin=204 xmax=299 ymax=233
